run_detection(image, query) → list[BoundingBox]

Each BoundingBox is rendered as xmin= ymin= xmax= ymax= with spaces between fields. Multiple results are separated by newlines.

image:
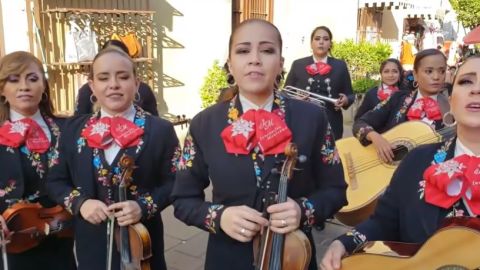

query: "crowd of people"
xmin=0 ymin=17 xmax=478 ymax=270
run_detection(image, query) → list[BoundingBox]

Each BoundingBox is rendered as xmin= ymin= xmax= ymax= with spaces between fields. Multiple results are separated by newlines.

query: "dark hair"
xmin=228 ymin=19 xmax=283 ymax=58
xmin=310 ymin=26 xmax=332 ymax=42
xmin=380 ymin=58 xmax=404 ymax=87
xmin=413 ymin=48 xmax=446 ymax=72
xmin=0 ymin=51 xmax=54 ymax=123
xmin=101 ymin=39 xmax=129 ymax=54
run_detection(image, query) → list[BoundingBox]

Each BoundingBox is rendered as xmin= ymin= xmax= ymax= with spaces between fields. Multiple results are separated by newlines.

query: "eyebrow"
xmin=235 ymin=41 xmax=275 ymax=46
xmin=26 ymin=72 xmax=39 ymax=77
xmin=457 ymin=72 xmax=476 ymax=77
xmin=96 ymin=70 xmax=130 ymax=76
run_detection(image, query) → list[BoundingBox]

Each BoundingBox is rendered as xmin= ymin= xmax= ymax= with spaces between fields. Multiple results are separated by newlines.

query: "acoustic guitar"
xmin=335 ymin=121 xmax=455 ymax=226
xmin=341 ymin=217 xmax=480 ymax=270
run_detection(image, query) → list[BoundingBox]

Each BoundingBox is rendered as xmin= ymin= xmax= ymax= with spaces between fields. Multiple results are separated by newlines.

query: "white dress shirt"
xmin=238 ymin=93 xmax=274 ymax=112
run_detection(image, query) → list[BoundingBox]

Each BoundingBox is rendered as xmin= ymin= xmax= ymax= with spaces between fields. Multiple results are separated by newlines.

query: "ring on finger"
xmin=240 ymin=228 xmax=246 ymax=235
xmin=281 ymin=219 xmax=287 ymax=227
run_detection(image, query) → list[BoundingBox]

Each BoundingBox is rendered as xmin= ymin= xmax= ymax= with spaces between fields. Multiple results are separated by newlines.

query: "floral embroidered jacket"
xmin=46 ymin=109 xmax=178 ymax=270
xmin=352 ymin=90 xmax=449 ymax=146
xmin=285 ymin=56 xmax=355 ymax=139
xmin=0 ymin=115 xmax=63 ymax=212
xmin=338 ymin=138 xmax=467 ymax=254
xmin=172 ymin=96 xmax=347 ymax=270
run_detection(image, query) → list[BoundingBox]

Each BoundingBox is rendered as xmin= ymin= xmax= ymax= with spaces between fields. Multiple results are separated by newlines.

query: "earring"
xmin=442 ymin=111 xmax=457 ymax=127
xmin=413 ymin=81 xmax=419 ymax=88
xmin=90 ymin=94 xmax=97 ymax=104
xmin=227 ymin=73 xmax=236 ymax=87
xmin=134 ymin=91 xmax=141 ymax=102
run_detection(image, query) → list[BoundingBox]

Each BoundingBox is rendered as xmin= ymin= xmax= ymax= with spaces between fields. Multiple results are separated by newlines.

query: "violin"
xmin=106 ymin=155 xmax=152 ymax=270
xmin=2 ymin=202 xmax=73 ymax=254
xmin=253 ymin=143 xmax=312 ymax=270
xmin=0 ymin=218 xmax=8 ymax=270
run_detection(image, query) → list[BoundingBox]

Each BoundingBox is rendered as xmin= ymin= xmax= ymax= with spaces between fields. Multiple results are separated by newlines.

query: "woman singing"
xmin=285 ymin=26 xmax=355 ymax=139
xmin=172 ymin=19 xmax=347 ymax=270
xmin=321 ymin=54 xmax=480 ymax=270
xmin=0 ymin=51 xmax=75 ymax=269
xmin=47 ymin=47 xmax=178 ymax=270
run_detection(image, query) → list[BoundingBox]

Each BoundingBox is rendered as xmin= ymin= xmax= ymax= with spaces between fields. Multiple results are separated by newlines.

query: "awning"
xmin=360 ymin=0 xmax=414 ymax=9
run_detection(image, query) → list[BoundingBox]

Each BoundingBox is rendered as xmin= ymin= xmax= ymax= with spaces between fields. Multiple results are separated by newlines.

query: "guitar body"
xmin=335 ymin=121 xmax=442 ymax=226
xmin=341 ymin=218 xmax=480 ymax=270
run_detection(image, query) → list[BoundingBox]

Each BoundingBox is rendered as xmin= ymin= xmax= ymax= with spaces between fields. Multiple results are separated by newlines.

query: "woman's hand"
xmin=320 ymin=240 xmax=347 ymax=270
xmin=367 ymin=131 xmax=394 ymax=163
xmin=220 ymin=205 xmax=268 ymax=242
xmin=80 ymin=199 xmax=110 ymax=225
xmin=334 ymin=93 xmax=348 ymax=110
xmin=108 ymin=201 xmax=142 ymax=226
xmin=266 ymin=197 xmax=301 ymax=234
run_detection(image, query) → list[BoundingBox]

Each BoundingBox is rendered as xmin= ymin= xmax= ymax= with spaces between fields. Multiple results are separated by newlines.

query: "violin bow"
xmin=106 ymin=216 xmax=115 ymax=270
xmin=0 ymin=225 xmax=8 ymax=270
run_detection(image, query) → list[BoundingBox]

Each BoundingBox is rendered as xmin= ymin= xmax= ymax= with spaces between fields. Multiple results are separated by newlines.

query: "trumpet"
xmin=279 ymin=86 xmax=339 ymax=106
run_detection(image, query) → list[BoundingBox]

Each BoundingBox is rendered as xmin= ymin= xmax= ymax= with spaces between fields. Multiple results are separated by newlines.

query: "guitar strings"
xmin=345 ymin=126 xmax=456 ymax=174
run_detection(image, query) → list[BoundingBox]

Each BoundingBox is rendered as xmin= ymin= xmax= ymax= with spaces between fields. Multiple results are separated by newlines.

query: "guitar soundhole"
xmin=436 ymin=265 xmax=469 ymax=270
xmin=392 ymin=145 xmax=408 ymax=162
xmin=390 ymin=140 xmax=415 ymax=165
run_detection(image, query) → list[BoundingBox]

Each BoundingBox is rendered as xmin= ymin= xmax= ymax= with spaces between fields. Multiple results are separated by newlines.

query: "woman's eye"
xmin=120 ymin=76 xmax=130 ymax=80
xmin=7 ymin=76 xmax=19 ymax=82
xmin=236 ymin=48 xmax=249 ymax=54
xmin=457 ymin=79 xmax=472 ymax=85
xmin=262 ymin=48 xmax=275 ymax=54
xmin=98 ymin=77 xmax=108 ymax=81
xmin=29 ymin=76 xmax=39 ymax=82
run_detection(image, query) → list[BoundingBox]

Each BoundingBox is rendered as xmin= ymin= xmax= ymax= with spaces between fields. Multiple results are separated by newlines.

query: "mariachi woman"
xmin=172 ymin=19 xmax=347 ymax=270
xmin=0 ymin=51 xmax=75 ymax=269
xmin=354 ymin=58 xmax=405 ymax=120
xmin=285 ymin=26 xmax=355 ymax=139
xmin=47 ymin=47 xmax=178 ymax=270
xmin=321 ymin=54 xmax=480 ymax=270
xmin=353 ymin=48 xmax=449 ymax=163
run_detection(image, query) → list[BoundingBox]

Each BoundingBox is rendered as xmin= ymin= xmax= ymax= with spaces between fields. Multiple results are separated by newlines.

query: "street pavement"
xmin=163 ymin=124 xmax=354 ymax=269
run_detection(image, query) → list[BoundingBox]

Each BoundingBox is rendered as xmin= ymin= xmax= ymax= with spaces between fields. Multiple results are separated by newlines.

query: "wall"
xmin=1 ymin=0 xmax=30 ymax=54
xmin=150 ymin=0 xmax=232 ymax=119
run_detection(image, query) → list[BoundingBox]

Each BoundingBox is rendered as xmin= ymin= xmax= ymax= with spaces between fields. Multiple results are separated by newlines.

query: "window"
xmin=232 ymin=0 xmax=274 ymax=30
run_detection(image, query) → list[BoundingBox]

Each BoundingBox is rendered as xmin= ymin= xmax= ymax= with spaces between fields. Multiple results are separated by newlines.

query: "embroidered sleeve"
xmin=354 ymin=125 xmax=375 ymax=146
xmin=137 ymin=192 xmax=158 ymax=220
xmin=296 ymin=197 xmax=315 ymax=233
xmin=320 ymin=123 xmax=341 ymax=165
xmin=205 ymin=204 xmax=225 ymax=234
xmin=337 ymin=229 xmax=368 ymax=254
xmin=64 ymin=188 xmax=82 ymax=215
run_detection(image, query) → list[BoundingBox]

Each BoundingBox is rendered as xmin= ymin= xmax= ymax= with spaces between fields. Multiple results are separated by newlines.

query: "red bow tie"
xmin=306 ymin=62 xmax=332 ymax=76
xmin=81 ymin=116 xmax=144 ymax=149
xmin=406 ymin=97 xmax=442 ymax=121
xmin=377 ymin=85 xmax=399 ymax=101
xmin=0 ymin=118 xmax=50 ymax=153
xmin=424 ymin=154 xmax=480 ymax=215
xmin=221 ymin=109 xmax=292 ymax=155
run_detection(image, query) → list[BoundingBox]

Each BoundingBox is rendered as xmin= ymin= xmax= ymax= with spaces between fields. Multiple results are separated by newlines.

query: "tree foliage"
xmin=331 ymin=39 xmax=391 ymax=93
xmin=199 ymin=60 xmax=229 ymax=108
xmin=450 ymin=0 xmax=480 ymax=28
